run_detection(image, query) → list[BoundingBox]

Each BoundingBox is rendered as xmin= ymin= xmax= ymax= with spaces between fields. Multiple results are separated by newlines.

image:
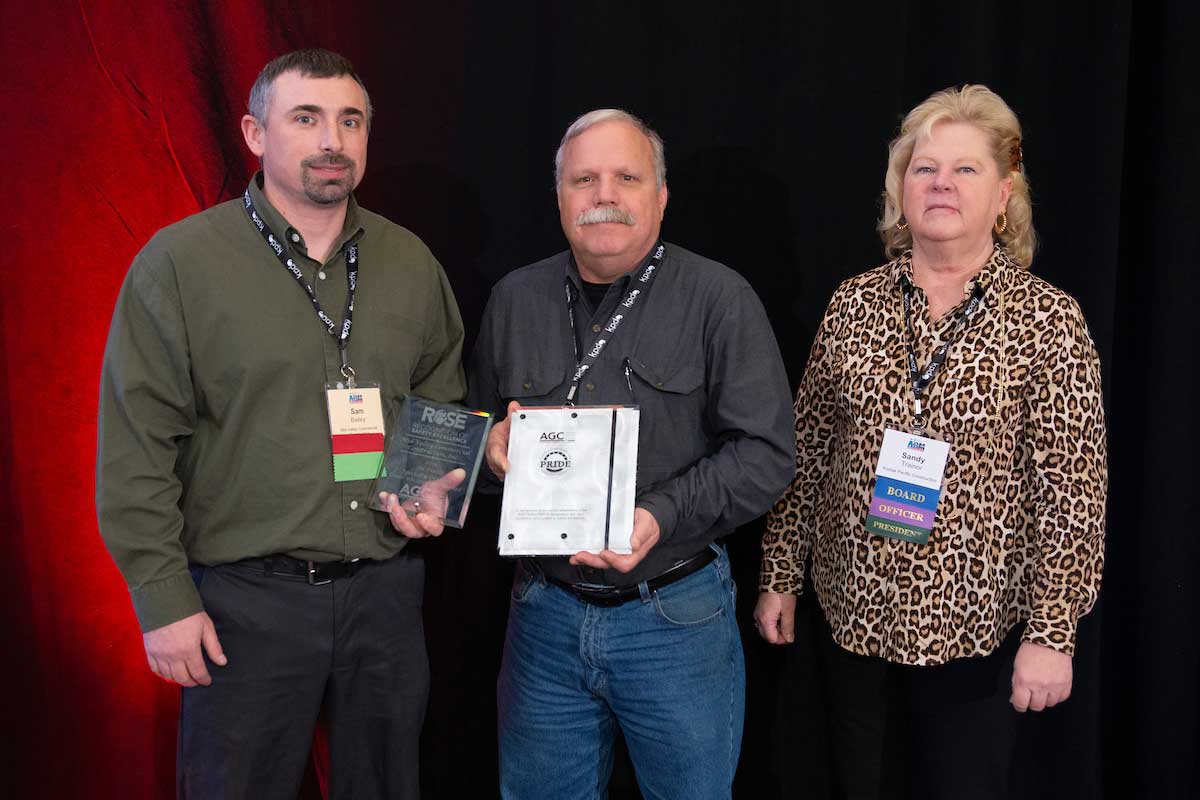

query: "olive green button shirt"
xmin=97 ymin=175 xmax=466 ymax=632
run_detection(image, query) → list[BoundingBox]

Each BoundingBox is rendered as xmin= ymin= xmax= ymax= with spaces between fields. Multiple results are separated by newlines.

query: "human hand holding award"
xmin=497 ymin=405 xmax=640 ymax=556
xmin=368 ymin=397 xmax=492 ymax=528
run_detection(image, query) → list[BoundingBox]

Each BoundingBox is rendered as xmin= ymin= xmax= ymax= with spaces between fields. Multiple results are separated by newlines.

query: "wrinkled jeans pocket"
xmin=652 ymin=563 xmax=726 ymax=627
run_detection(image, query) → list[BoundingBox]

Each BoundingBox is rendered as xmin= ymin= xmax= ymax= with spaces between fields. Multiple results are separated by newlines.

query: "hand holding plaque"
xmin=367 ymin=397 xmax=492 ymax=529
xmin=567 ymin=506 xmax=661 ymax=573
xmin=498 ymin=405 xmax=640 ymax=556
xmin=377 ymin=467 xmax=467 ymax=538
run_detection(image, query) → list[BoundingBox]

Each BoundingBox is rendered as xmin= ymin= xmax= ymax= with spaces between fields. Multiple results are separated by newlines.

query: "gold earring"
xmin=994 ymin=211 xmax=1008 ymax=235
xmin=896 ymin=218 xmax=908 ymax=231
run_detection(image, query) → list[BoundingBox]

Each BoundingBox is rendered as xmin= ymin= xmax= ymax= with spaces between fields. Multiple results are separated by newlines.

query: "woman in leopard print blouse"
xmin=754 ymin=85 xmax=1106 ymax=799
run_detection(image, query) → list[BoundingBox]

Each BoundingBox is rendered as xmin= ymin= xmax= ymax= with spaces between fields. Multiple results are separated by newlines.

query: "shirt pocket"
xmin=625 ymin=358 xmax=707 ymax=482
xmin=929 ymin=330 xmax=1007 ymax=435
xmin=934 ymin=396 xmax=1020 ymax=530
xmin=626 ymin=358 xmax=704 ymax=397
xmin=366 ymin=309 xmax=426 ymax=394
xmin=930 ymin=345 xmax=1011 ymax=495
xmin=839 ymin=354 xmax=903 ymax=431
xmin=497 ymin=360 xmax=568 ymax=405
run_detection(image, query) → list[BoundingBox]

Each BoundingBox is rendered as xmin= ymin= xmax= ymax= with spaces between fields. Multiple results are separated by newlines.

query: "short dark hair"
xmin=247 ymin=48 xmax=373 ymax=127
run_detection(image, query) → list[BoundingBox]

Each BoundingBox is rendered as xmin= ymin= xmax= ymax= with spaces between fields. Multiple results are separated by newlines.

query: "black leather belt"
xmin=541 ymin=547 xmax=718 ymax=607
xmin=247 ymin=555 xmax=366 ymax=585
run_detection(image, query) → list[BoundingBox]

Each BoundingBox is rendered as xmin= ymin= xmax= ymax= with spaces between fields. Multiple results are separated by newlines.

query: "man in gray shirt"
xmin=468 ymin=109 xmax=794 ymax=799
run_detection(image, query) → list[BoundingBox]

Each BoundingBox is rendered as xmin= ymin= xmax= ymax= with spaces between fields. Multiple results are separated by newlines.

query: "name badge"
xmin=865 ymin=428 xmax=950 ymax=545
xmin=325 ymin=383 xmax=385 ymax=482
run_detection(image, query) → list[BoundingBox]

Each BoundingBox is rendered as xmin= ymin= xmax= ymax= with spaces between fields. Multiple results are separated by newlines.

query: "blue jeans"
xmin=497 ymin=545 xmax=745 ymax=800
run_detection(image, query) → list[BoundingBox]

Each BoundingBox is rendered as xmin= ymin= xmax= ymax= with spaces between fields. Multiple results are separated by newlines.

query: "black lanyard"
xmin=563 ymin=242 xmax=665 ymax=404
xmin=898 ymin=273 xmax=985 ymax=429
xmin=243 ymin=190 xmax=360 ymax=383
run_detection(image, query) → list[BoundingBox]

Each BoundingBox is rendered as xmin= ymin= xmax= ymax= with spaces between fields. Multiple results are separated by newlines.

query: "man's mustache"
xmin=576 ymin=207 xmax=636 ymax=226
xmin=303 ymin=154 xmax=356 ymax=170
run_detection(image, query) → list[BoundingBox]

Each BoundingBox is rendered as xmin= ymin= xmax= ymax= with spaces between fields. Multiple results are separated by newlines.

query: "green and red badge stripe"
xmin=331 ymin=432 xmax=385 ymax=482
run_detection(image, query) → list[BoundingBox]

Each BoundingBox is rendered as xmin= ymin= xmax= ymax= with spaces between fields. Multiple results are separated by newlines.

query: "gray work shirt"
xmin=468 ymin=242 xmax=795 ymax=588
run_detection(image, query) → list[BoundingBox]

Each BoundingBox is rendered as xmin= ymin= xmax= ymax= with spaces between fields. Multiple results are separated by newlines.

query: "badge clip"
xmin=912 ymin=398 xmax=927 ymax=434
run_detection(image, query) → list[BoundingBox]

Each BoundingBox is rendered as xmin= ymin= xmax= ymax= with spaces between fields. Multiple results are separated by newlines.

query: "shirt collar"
xmin=890 ymin=243 xmax=1011 ymax=296
xmin=565 ymin=240 xmax=663 ymax=292
xmin=247 ymin=172 xmax=365 ymax=259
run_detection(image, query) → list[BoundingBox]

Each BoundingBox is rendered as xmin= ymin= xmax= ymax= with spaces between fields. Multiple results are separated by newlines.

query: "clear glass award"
xmin=367 ymin=397 xmax=493 ymax=528
xmin=498 ymin=406 xmax=640 ymax=555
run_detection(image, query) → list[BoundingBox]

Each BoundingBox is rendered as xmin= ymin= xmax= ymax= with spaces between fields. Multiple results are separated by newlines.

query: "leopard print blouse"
xmin=760 ymin=246 xmax=1107 ymax=665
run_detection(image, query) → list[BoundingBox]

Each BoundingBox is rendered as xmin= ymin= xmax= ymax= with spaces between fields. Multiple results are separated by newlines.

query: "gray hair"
xmin=247 ymin=48 xmax=373 ymax=129
xmin=554 ymin=109 xmax=666 ymax=189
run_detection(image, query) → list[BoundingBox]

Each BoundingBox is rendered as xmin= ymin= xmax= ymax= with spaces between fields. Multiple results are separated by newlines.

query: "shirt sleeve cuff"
xmin=130 ymin=572 xmax=204 ymax=633
xmin=759 ymin=554 xmax=803 ymax=594
xmin=1022 ymin=612 xmax=1077 ymax=656
xmin=636 ymin=495 xmax=678 ymax=544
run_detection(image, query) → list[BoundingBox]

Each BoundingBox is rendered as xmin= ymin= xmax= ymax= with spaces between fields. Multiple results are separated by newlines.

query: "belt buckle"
xmin=306 ymin=560 xmax=332 ymax=586
xmin=572 ymin=584 xmax=628 ymax=607
xmin=592 ymin=592 xmax=628 ymax=607
xmin=306 ymin=558 xmax=362 ymax=585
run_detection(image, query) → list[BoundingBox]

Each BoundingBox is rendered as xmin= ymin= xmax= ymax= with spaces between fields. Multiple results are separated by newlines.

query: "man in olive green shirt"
xmin=96 ymin=49 xmax=464 ymax=799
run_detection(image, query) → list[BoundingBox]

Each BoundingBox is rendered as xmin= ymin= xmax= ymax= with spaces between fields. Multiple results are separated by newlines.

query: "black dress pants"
xmin=816 ymin=605 xmax=1023 ymax=800
xmin=177 ymin=551 xmax=429 ymax=800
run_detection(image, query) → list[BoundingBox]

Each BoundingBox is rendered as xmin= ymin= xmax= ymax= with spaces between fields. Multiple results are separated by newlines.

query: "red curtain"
xmin=2 ymin=3 xmax=365 ymax=795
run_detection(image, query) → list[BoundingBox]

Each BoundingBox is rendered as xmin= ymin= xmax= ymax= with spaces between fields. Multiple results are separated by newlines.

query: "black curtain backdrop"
xmin=3 ymin=2 xmax=1197 ymax=798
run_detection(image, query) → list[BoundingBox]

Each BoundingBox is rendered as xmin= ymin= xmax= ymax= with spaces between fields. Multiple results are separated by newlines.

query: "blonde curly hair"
xmin=878 ymin=84 xmax=1036 ymax=267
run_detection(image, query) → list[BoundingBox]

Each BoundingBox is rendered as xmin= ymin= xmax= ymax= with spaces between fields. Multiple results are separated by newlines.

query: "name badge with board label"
xmin=865 ymin=428 xmax=950 ymax=545
xmin=325 ymin=383 xmax=385 ymax=482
